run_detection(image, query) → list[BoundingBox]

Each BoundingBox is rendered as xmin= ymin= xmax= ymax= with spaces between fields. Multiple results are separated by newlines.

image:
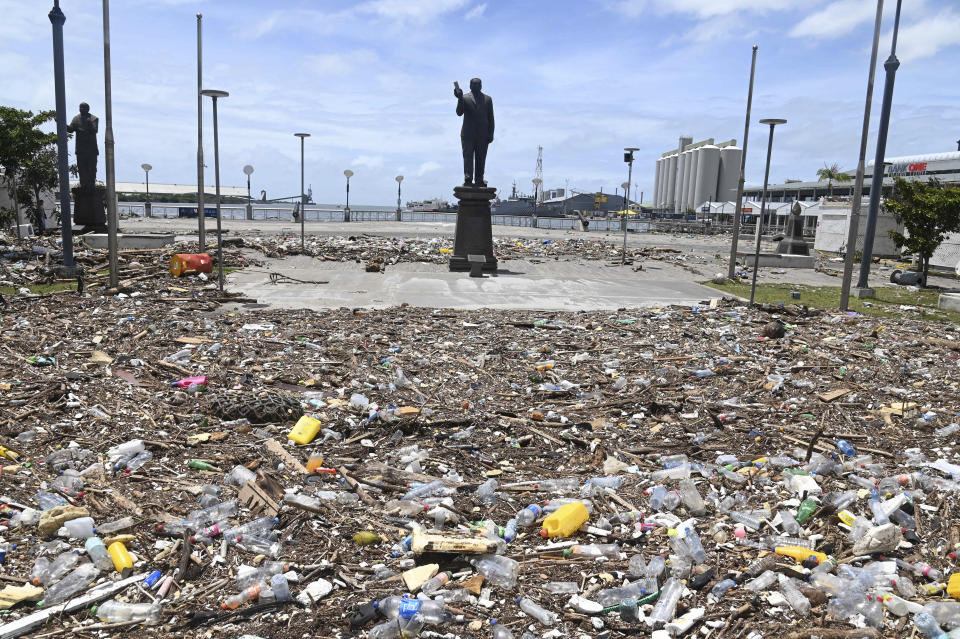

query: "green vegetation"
xmin=0 ymin=106 xmax=59 ymax=229
xmin=0 ymin=282 xmax=77 ymax=295
xmin=703 ymin=280 xmax=960 ymax=323
xmin=886 ymin=177 xmax=960 ymax=284
xmin=816 ymin=162 xmax=852 ymax=198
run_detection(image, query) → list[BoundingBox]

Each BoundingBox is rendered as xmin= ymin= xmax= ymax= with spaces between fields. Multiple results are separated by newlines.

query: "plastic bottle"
xmin=580 ymin=476 xmax=623 ymax=497
xmin=124 ymin=450 xmax=153 ymax=473
xmin=34 ymin=490 xmax=68 ymax=510
xmin=514 ymin=504 xmax=542 ymax=528
xmin=779 ymin=510 xmax=802 ymax=535
xmin=107 ymin=541 xmax=134 ymax=577
xmin=270 ymin=573 xmax=291 ymax=602
xmin=711 ymin=578 xmax=737 ymax=598
xmin=762 ymin=535 xmax=813 ymax=550
xmin=744 ymin=570 xmax=778 ymax=592
xmin=224 ymin=465 xmax=257 ymax=487
xmin=33 ymin=551 xmax=79 ymax=586
xmin=476 ymin=479 xmax=499 ymax=505
xmin=677 ymin=479 xmax=706 ymax=515
xmin=540 ymin=501 xmax=589 ymax=538
xmin=84 ymin=537 xmax=115 ymax=572
xmin=107 ymin=439 xmax=144 ymax=462
xmin=395 ymin=596 xmax=450 ymax=624
xmin=421 ymin=572 xmax=452 ymax=595
xmin=669 ymin=525 xmax=707 ymax=563
xmin=775 ymin=546 xmax=827 ymax=565
xmin=795 ymin=497 xmax=818 ymax=524
xmin=916 ymin=612 xmax=949 ymax=639
xmin=649 ymin=485 xmax=667 ymax=510
xmin=236 ymin=562 xmax=289 ymax=589
xmin=594 ymin=578 xmax=659 ymax=606
xmin=905 ymin=561 xmax=945 ymax=582
xmin=628 ymin=554 xmax=647 ymax=577
xmin=878 ymin=592 xmax=923 ymax=616
xmin=224 ymin=517 xmax=279 ymax=543
xmin=542 ymin=581 xmax=579 ymax=594
xmin=563 ymin=543 xmax=620 ymax=560
xmin=518 ymin=597 xmax=555 ymax=625
xmin=835 ymin=439 xmax=856 ymax=457
xmin=492 ymin=620 xmax=515 ymax=639
xmin=779 ymin=574 xmax=810 ymax=616
xmin=61 ymin=517 xmax=96 ymax=539
xmin=728 ymin=511 xmax=763 ymax=531
xmin=183 ymin=500 xmax=238 ymax=528
xmin=646 ymin=555 xmax=666 ymax=579
xmin=648 ymin=577 xmax=684 ymax=624
xmin=42 ymin=563 xmax=99 ymax=605
xmin=541 ymin=498 xmax=594 ymax=514
xmin=470 ymin=555 xmax=519 ymax=588
xmin=223 ymin=583 xmax=263 ymax=610
xmin=936 ymin=423 xmax=960 ymax=438
xmin=98 ymin=516 xmax=136 ymax=535
xmin=620 ymin=598 xmax=642 ymax=623
xmin=171 ymin=375 xmax=207 ymax=388
xmin=236 ymin=535 xmax=281 ymax=558
xmin=288 ymin=415 xmax=322 ymax=445
xmin=93 ymin=600 xmax=163 ymax=624
xmin=402 ymin=480 xmax=445 ymax=501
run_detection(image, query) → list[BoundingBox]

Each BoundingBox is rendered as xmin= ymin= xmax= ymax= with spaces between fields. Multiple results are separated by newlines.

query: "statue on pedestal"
xmin=776 ymin=201 xmax=811 ymax=256
xmin=450 ymin=79 xmax=497 ymax=272
xmin=67 ymin=102 xmax=106 ymax=231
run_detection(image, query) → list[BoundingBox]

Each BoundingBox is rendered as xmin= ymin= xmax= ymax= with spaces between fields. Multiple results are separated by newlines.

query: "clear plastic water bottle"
xmin=778 ymin=574 xmax=810 ymax=616
xmin=491 ymin=620 xmax=515 ymax=639
xmin=517 ymin=597 xmax=555 ymax=625
xmin=470 ymin=555 xmax=519 ymax=588
xmin=648 ymin=577 xmax=684 ymax=624
xmin=915 ymin=611 xmax=949 ymax=639
xmin=43 ymin=563 xmax=99 ymax=605
xmin=33 ymin=551 xmax=79 ymax=586
xmin=270 ymin=573 xmax=291 ymax=602
xmin=835 ymin=439 xmax=856 ymax=457
xmin=620 ymin=598 xmax=642 ymax=623
xmin=514 ymin=504 xmax=542 ymax=527
xmin=93 ymin=600 xmax=163 ymax=624
xmin=84 ymin=537 xmax=115 ymax=572
xmin=710 ymin=578 xmax=736 ymax=598
xmin=594 ymin=578 xmax=658 ymax=606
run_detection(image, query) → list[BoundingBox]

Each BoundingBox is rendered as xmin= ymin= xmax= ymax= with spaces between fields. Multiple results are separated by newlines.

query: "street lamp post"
xmin=395 ymin=175 xmax=403 ymax=221
xmin=749 ymin=118 xmax=787 ymax=306
xmin=623 ymin=148 xmax=639 ymax=265
xmin=102 ymin=0 xmax=119 ymax=289
xmin=294 ymin=133 xmax=310 ymax=251
xmin=200 ymin=89 xmax=228 ymax=295
xmin=48 ymin=0 xmax=75 ymax=268
xmin=243 ymin=165 xmax=254 ymax=220
xmin=728 ymin=45 xmax=759 ymax=280
xmin=854 ymin=0 xmax=903 ymax=298
xmin=196 ymin=14 xmax=206 ymax=249
xmin=141 ymin=163 xmax=152 ymax=217
xmin=343 ymin=169 xmax=353 ymax=222
xmin=532 ymin=177 xmax=542 ymax=228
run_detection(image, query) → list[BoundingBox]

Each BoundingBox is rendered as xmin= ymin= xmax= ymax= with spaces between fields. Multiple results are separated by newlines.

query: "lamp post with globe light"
xmin=395 ymin=175 xmax=404 ymax=221
xmin=243 ymin=165 xmax=254 ymax=220
xmin=749 ymin=118 xmax=787 ymax=307
xmin=141 ymin=163 xmax=152 ymax=217
xmin=343 ymin=169 xmax=353 ymax=222
xmin=200 ymin=89 xmax=228 ymax=294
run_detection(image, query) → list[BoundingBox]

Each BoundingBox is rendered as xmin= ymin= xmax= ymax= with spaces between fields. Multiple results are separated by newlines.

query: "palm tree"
xmin=816 ymin=162 xmax=852 ymax=199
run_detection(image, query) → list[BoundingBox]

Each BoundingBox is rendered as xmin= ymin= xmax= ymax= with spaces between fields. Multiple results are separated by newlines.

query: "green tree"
xmin=886 ymin=177 xmax=960 ymax=284
xmin=0 ymin=107 xmax=58 ymax=230
xmin=816 ymin=162 xmax=852 ymax=198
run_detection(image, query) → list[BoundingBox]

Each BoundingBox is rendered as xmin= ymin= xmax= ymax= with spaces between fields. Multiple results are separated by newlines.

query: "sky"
xmin=2 ymin=0 xmax=959 ymax=207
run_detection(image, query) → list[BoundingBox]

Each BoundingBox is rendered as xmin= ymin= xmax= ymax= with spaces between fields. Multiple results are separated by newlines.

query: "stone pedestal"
xmin=72 ymin=184 xmax=106 ymax=232
xmin=450 ymin=186 xmax=497 ymax=272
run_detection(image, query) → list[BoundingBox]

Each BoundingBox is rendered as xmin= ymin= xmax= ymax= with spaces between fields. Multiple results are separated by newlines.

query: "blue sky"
xmin=2 ymin=0 xmax=959 ymax=206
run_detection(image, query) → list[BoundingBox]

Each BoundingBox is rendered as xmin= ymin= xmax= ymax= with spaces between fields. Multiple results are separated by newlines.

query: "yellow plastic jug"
xmin=288 ymin=415 xmax=322 ymax=445
xmin=107 ymin=541 xmax=134 ymax=577
xmin=775 ymin=545 xmax=827 ymax=565
xmin=540 ymin=502 xmax=589 ymax=538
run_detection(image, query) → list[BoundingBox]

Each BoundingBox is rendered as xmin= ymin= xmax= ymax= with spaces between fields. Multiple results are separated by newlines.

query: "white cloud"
xmin=790 ymin=0 xmax=877 ymax=39
xmin=358 ymin=0 xmax=470 ymax=23
xmin=305 ymin=50 xmax=380 ymax=77
xmin=351 ymin=155 xmax=385 ymax=169
xmin=614 ymin=0 xmax=792 ymax=19
xmin=465 ymin=3 xmax=487 ymax=20
xmin=417 ymin=161 xmax=442 ymax=176
xmin=894 ymin=10 xmax=960 ymax=62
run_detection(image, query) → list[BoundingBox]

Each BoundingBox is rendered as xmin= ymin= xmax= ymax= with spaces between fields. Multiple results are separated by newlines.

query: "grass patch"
xmin=0 ymin=282 xmax=78 ymax=295
xmin=703 ymin=281 xmax=960 ymax=323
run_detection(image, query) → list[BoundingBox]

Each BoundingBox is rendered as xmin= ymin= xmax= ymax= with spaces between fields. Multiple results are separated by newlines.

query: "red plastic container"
xmin=170 ymin=253 xmax=213 ymax=277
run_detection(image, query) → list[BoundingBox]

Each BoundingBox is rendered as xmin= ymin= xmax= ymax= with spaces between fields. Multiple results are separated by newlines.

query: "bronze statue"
xmin=67 ymin=102 xmax=98 ymax=192
xmin=455 ymin=78 xmax=494 ymax=187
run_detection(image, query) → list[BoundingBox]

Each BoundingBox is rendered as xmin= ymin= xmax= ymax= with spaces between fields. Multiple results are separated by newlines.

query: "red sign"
xmin=741 ymin=207 xmax=753 ymax=212
xmin=908 ymin=162 xmax=928 ymax=172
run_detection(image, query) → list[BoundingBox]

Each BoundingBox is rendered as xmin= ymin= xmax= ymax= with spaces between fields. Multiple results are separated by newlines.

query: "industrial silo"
xmin=664 ymin=154 xmax=677 ymax=210
xmin=680 ymin=150 xmax=693 ymax=213
xmin=674 ymin=152 xmax=687 ymax=214
xmin=694 ymin=145 xmax=721 ymax=211
xmin=685 ymin=149 xmax=699 ymax=213
xmin=717 ymin=146 xmax=742 ymax=203
xmin=653 ymin=159 xmax=662 ymax=209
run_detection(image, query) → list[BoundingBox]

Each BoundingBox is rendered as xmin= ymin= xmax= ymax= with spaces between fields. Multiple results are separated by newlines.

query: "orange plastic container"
xmin=540 ymin=502 xmax=589 ymax=538
xmin=170 ymin=253 xmax=213 ymax=277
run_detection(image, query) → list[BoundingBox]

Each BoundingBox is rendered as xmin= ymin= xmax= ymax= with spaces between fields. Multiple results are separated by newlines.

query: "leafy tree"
xmin=816 ymin=162 xmax=852 ymax=198
xmin=0 ymin=107 xmax=58 ymax=231
xmin=887 ymin=177 xmax=960 ymax=284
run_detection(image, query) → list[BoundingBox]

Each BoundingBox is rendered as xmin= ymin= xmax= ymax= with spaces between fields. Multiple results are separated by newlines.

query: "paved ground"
xmin=119 ymin=216 xmax=958 ymax=311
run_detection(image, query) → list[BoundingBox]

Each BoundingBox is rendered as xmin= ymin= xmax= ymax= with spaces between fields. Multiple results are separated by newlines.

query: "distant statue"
xmin=454 ymin=78 xmax=494 ymax=187
xmin=67 ymin=102 xmax=99 ymax=192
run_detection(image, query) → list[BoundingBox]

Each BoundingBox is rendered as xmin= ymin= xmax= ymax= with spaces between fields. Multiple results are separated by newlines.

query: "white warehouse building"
xmin=653 ymin=136 xmax=742 ymax=215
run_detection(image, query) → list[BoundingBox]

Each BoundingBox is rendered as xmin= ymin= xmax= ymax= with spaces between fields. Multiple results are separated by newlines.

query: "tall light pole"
xmin=141 ymin=163 xmax=152 ymax=217
xmin=749 ymin=119 xmax=787 ymax=306
xmin=243 ymin=164 xmax=254 ymax=220
xmin=839 ymin=0 xmax=884 ymax=311
xmin=196 ymin=14 xmax=206 ymax=249
xmin=854 ymin=0 xmax=903 ymax=298
xmin=102 ymin=0 xmax=119 ymax=289
xmin=623 ymin=147 xmax=639 ymax=264
xmin=294 ymin=133 xmax=310 ymax=251
xmin=201 ymin=89 xmax=228 ymax=295
xmin=343 ymin=169 xmax=353 ymax=222
xmin=49 ymin=0 xmax=74 ymax=268
xmin=395 ymin=175 xmax=404 ymax=221
xmin=532 ymin=177 xmax=542 ymax=227
xmin=728 ymin=45 xmax=758 ymax=280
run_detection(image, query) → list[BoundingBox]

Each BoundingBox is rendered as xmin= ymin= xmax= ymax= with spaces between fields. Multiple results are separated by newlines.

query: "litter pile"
xmin=2 ymin=278 xmax=960 ymax=638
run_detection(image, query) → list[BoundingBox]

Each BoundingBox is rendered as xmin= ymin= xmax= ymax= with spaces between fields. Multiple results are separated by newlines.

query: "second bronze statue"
xmin=454 ymin=78 xmax=494 ymax=187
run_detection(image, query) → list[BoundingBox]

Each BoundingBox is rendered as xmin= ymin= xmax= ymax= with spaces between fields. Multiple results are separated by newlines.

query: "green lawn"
xmin=703 ymin=280 xmax=960 ymax=323
xmin=0 ymin=282 xmax=78 ymax=295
